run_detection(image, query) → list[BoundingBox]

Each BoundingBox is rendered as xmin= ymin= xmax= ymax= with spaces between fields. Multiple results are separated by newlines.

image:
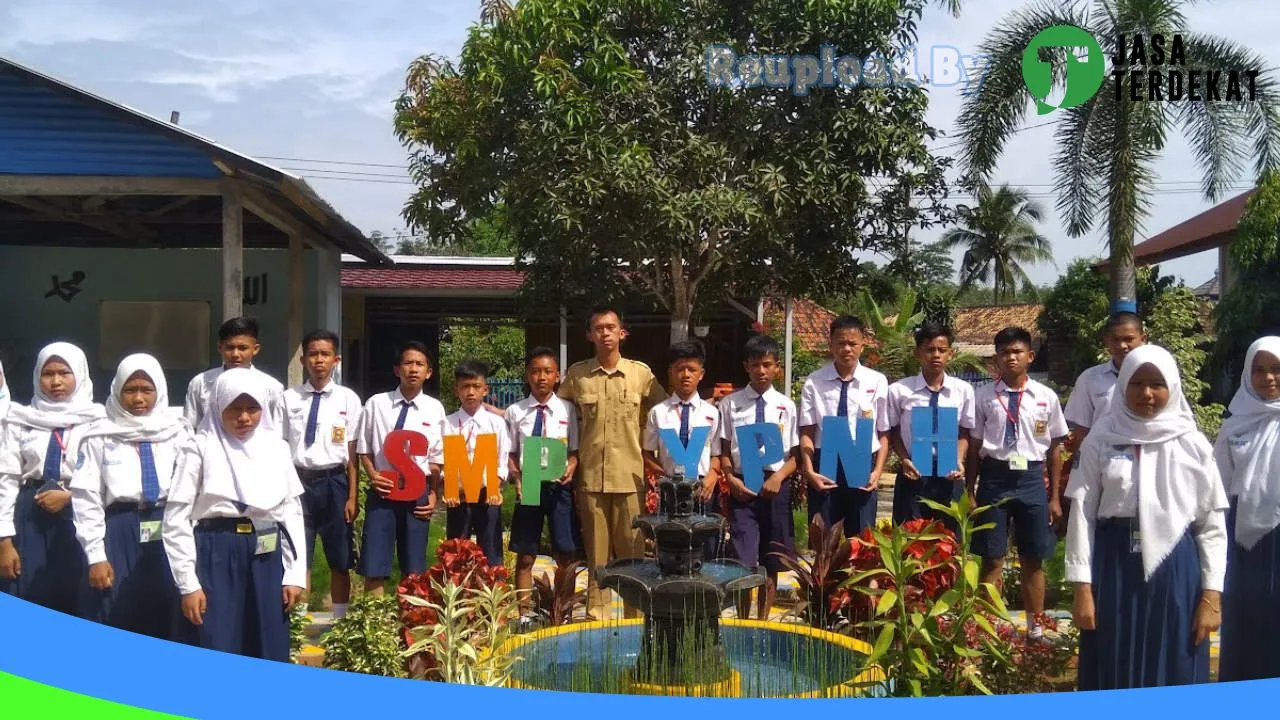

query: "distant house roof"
xmin=762 ymin=297 xmax=836 ymax=354
xmin=1193 ymin=272 xmax=1221 ymax=300
xmin=951 ymin=304 xmax=1044 ymax=357
xmin=1109 ymin=189 xmax=1254 ymax=268
xmin=341 ymin=255 xmax=523 ymax=294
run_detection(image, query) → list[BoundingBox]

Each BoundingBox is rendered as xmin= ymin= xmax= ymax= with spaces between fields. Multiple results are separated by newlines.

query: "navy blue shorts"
xmin=509 ymin=481 xmax=576 ymax=557
xmin=971 ymin=458 xmax=1055 ymax=560
xmin=892 ymin=472 xmax=963 ymax=529
xmin=445 ymin=488 xmax=504 ymax=567
xmin=806 ymin=449 xmax=878 ymax=538
xmin=299 ymin=466 xmax=355 ymax=572
xmin=357 ymin=489 xmax=431 ymax=579
xmin=728 ymin=476 xmax=795 ymax=574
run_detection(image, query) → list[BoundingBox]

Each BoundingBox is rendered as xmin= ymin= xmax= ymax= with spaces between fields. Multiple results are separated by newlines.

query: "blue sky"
xmin=2 ymin=0 xmax=1274 ymax=289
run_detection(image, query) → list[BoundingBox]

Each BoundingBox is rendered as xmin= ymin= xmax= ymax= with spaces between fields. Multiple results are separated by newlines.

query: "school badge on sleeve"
xmin=331 ymin=426 xmax=346 ymax=444
xmin=1034 ymin=419 xmax=1048 ymax=436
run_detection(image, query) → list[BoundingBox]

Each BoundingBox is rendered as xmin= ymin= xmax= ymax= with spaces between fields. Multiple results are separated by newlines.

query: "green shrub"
xmin=321 ymin=594 xmax=408 ymax=678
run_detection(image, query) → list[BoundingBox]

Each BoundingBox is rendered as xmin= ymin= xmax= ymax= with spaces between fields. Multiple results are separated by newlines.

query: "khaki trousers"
xmin=578 ymin=490 xmax=643 ymax=615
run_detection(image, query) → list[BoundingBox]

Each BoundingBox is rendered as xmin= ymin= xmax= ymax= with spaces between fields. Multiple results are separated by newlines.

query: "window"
xmin=98 ymin=300 xmax=211 ymax=370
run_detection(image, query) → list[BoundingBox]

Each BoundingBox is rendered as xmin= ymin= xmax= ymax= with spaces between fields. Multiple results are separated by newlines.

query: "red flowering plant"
xmin=769 ymin=516 xmax=852 ymax=631
xmin=844 ymin=494 xmax=1016 ymax=697
xmin=978 ymin=612 xmax=1080 ymax=694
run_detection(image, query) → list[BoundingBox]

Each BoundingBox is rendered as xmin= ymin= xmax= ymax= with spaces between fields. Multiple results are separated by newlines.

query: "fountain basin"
xmin=499 ymin=619 xmax=881 ymax=698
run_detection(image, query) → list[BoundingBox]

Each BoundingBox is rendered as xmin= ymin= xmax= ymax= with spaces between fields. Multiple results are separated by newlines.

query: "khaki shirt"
xmin=559 ymin=357 xmax=666 ymax=494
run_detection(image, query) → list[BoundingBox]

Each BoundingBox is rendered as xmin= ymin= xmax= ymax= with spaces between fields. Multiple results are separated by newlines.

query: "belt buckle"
xmin=235 ymin=522 xmax=254 ymax=534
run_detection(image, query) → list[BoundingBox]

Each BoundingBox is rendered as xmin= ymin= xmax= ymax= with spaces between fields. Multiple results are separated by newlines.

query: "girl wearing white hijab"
xmin=70 ymin=354 xmax=190 ymax=637
xmin=0 ymin=342 xmax=106 ymax=614
xmin=1216 ymin=336 xmax=1280 ymax=681
xmin=163 ymin=368 xmax=305 ymax=661
xmin=1065 ymin=345 xmax=1228 ymax=689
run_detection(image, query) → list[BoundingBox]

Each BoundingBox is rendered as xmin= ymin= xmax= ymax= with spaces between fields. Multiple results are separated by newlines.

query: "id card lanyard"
xmin=1130 ymin=444 xmax=1143 ymax=553
xmin=994 ymin=380 xmax=1027 ymax=469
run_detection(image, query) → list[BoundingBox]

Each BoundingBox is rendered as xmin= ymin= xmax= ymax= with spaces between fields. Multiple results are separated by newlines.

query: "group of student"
xmin=1 ymin=307 xmax=1279 ymax=693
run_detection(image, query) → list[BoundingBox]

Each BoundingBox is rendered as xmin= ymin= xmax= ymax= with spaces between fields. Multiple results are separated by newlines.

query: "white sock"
xmin=332 ymin=603 xmax=348 ymax=620
xmin=1027 ymin=618 xmax=1043 ymax=637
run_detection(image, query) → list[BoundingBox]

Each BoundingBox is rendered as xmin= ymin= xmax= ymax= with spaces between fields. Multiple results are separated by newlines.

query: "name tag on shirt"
xmin=252 ymin=519 xmax=279 ymax=555
xmin=139 ymin=520 xmax=162 ymax=544
xmin=1009 ymin=455 xmax=1028 ymax=471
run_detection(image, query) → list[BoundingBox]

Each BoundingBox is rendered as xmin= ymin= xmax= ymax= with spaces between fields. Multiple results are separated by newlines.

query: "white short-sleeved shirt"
xmin=799 ymin=363 xmax=890 ymax=452
xmin=283 ymin=381 xmax=364 ymax=470
xmin=70 ymin=434 xmax=186 ymax=565
xmin=0 ymin=423 xmax=89 ymax=537
xmin=356 ymin=388 xmax=447 ymax=473
xmin=444 ymin=407 xmax=511 ymax=484
xmin=507 ymin=395 xmax=578 ymax=459
xmin=643 ymin=393 xmax=721 ymax=478
xmin=719 ymin=386 xmax=798 ymax=474
xmin=184 ymin=366 xmax=286 ymax=435
xmin=886 ymin=374 xmax=977 ymax=457
xmin=1064 ymin=362 xmax=1121 ymax=430
xmin=970 ymin=378 xmax=1069 ymax=462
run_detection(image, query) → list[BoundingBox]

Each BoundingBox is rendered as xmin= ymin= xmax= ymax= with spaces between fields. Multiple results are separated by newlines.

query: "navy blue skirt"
xmin=1077 ymin=519 xmax=1209 ymax=690
xmin=0 ymin=483 xmax=84 ymax=616
xmin=1220 ymin=505 xmax=1280 ymax=681
xmin=80 ymin=504 xmax=179 ymax=638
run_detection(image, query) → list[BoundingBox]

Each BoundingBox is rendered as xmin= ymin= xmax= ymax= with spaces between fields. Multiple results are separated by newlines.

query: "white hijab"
xmin=0 ymin=359 xmax=10 ymax=419
xmin=6 ymin=342 xmax=106 ymax=430
xmin=1219 ymin=336 xmax=1280 ymax=548
xmin=1082 ymin=345 xmax=1227 ymax=579
xmin=196 ymin=368 xmax=301 ymax=513
xmin=78 ymin=354 xmax=188 ymax=445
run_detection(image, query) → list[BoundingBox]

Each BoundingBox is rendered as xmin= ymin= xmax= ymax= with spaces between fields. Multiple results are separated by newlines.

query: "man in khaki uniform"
xmin=559 ymin=307 xmax=666 ymax=615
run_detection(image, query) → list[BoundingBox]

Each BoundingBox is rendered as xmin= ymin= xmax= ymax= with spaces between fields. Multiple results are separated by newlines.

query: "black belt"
xmin=196 ymin=516 xmax=257 ymax=533
xmin=107 ymin=501 xmax=165 ymax=515
xmin=297 ymin=465 xmax=345 ymax=481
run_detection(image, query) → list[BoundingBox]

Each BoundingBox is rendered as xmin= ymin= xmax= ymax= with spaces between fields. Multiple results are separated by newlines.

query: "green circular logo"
xmin=1022 ymin=25 xmax=1106 ymax=114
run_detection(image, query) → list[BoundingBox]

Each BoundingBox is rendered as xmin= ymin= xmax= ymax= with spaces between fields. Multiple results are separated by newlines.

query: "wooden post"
xmin=287 ymin=233 xmax=305 ymax=387
xmin=784 ymin=297 xmax=794 ymax=399
xmin=221 ymin=182 xmax=244 ymax=321
xmin=558 ymin=306 xmax=568 ymax=372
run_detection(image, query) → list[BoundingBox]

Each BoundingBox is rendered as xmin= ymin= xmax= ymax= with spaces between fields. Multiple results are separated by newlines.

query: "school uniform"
xmin=356 ymin=388 xmax=445 ymax=578
xmin=1064 ymin=361 xmax=1122 ymax=431
xmin=443 ymin=407 xmax=511 ymax=566
xmin=0 ymin=343 xmax=105 ymax=615
xmin=508 ymin=395 xmax=579 ymax=557
xmin=71 ymin=354 xmax=189 ymax=637
xmin=184 ymin=365 xmax=286 ymax=436
xmin=719 ymin=385 xmax=798 ymax=573
xmin=0 ymin=360 xmax=10 ymax=419
xmin=643 ymin=393 xmax=723 ymax=557
xmin=886 ymin=373 xmax=976 ymax=526
xmin=164 ymin=369 xmax=306 ymax=662
xmin=1066 ymin=346 xmax=1227 ymax=690
xmin=283 ymin=380 xmax=363 ymax=574
xmin=800 ymin=363 xmax=890 ymax=536
xmin=1215 ymin=336 xmax=1280 ymax=681
xmin=970 ymin=377 xmax=1068 ymax=559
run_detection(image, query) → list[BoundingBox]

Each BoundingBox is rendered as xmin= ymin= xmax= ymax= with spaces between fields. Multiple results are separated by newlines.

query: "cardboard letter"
xmin=382 ymin=429 xmax=429 ymax=502
xmin=443 ymin=434 xmax=501 ymax=503
xmin=910 ymin=406 xmax=960 ymax=477
xmin=657 ymin=426 xmax=711 ymax=478
xmin=735 ymin=423 xmax=785 ymax=493
xmin=519 ymin=437 xmax=568 ymax=506
xmin=818 ymin=416 xmax=874 ymax=488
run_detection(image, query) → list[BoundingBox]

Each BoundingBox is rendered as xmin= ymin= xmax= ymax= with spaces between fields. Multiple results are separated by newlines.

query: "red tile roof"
xmin=1121 ymin=188 xmax=1254 ymax=267
xmin=762 ymin=297 xmax=836 ymax=353
xmin=341 ymin=266 xmax=525 ymax=291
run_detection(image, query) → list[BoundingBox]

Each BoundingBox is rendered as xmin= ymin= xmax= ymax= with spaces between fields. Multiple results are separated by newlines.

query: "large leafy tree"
xmin=940 ymin=183 xmax=1054 ymax=303
xmin=956 ymin=0 xmax=1280 ymax=310
xmin=395 ymin=0 xmax=957 ymax=341
xmin=1213 ymin=169 xmax=1280 ymax=388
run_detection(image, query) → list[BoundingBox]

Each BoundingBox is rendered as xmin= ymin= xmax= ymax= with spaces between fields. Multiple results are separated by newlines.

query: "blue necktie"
xmin=1004 ymin=391 xmax=1021 ymax=448
xmin=138 ymin=441 xmax=161 ymax=504
xmin=304 ymin=391 xmax=322 ymax=446
xmin=43 ymin=428 xmax=65 ymax=485
xmin=754 ymin=394 xmax=766 ymax=453
xmin=531 ymin=404 xmax=547 ymax=437
xmin=837 ymin=379 xmax=852 ymax=417
xmin=679 ymin=402 xmax=692 ymax=446
xmin=928 ymin=389 xmax=941 ymax=477
xmin=394 ymin=400 xmax=412 ymax=430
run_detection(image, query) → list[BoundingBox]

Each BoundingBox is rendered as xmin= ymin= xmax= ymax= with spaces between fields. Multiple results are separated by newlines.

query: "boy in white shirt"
xmin=799 ymin=316 xmax=890 ymax=539
xmin=355 ymin=341 xmax=445 ymax=596
xmin=886 ymin=323 xmax=976 ymax=527
xmin=443 ymin=360 xmax=511 ymax=567
xmin=966 ymin=326 xmax=1069 ymax=641
xmin=183 ymin=317 xmax=285 ymax=435
xmin=282 ymin=329 xmax=363 ymax=618
xmin=719 ymin=335 xmax=798 ymax=619
xmin=643 ymin=340 xmax=723 ymax=557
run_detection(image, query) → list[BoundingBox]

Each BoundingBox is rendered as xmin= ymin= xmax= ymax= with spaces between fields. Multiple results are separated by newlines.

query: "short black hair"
xmin=745 ymin=334 xmax=781 ymax=363
xmin=219 ymin=317 xmax=260 ymax=343
xmin=454 ymin=359 xmax=490 ymax=382
xmin=830 ymin=315 xmax=867 ymax=336
xmin=395 ymin=340 xmax=433 ymax=366
xmin=1105 ymin=311 xmax=1145 ymax=334
xmin=587 ymin=306 xmax=625 ymax=330
xmin=302 ymin=329 xmax=340 ymax=354
xmin=668 ymin=339 xmax=706 ymax=367
xmin=914 ymin=322 xmax=954 ymax=348
xmin=993 ymin=326 xmax=1034 ymax=351
xmin=525 ymin=346 xmax=559 ymax=368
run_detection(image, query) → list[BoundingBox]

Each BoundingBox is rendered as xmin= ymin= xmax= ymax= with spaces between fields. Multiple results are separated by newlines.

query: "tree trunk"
xmin=1109 ymin=244 xmax=1138 ymax=312
xmin=670 ymin=316 xmax=690 ymax=343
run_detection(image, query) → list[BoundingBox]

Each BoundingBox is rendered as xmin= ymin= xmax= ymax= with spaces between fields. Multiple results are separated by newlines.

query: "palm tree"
xmin=955 ymin=0 xmax=1280 ymax=310
xmin=941 ymin=183 xmax=1055 ymax=304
